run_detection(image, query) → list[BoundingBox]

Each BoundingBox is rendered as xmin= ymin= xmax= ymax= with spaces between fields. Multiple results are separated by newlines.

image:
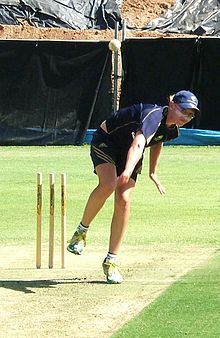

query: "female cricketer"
xmin=67 ymin=90 xmax=199 ymax=284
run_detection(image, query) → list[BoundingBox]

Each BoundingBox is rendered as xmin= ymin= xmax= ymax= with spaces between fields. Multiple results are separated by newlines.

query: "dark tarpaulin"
xmin=120 ymin=38 xmax=199 ymax=107
xmin=197 ymin=38 xmax=220 ymax=130
xmin=0 ymin=40 xmax=112 ymax=145
xmin=0 ymin=0 xmax=122 ymax=29
xmin=120 ymin=38 xmax=220 ymax=131
xmin=138 ymin=0 xmax=220 ymax=36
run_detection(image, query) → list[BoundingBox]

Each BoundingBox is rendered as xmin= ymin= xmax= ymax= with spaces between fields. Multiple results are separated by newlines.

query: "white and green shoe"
xmin=67 ymin=230 xmax=86 ymax=255
xmin=102 ymin=258 xmax=123 ymax=284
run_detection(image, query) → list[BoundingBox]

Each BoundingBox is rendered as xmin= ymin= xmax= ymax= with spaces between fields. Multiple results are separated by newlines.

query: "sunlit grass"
xmin=0 ymin=146 xmax=219 ymax=246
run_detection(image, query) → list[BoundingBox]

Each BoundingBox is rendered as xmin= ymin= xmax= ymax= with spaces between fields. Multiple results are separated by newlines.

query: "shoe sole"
xmin=67 ymin=246 xmax=82 ymax=255
xmin=106 ymin=278 xmax=123 ymax=284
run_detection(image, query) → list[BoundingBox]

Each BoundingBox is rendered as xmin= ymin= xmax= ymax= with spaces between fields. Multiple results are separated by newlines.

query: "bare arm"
xmin=149 ymin=142 xmax=166 ymax=195
xmin=118 ymin=131 xmax=146 ymax=186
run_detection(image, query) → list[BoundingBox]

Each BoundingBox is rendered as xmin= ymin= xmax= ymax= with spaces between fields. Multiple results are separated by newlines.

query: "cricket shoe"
xmin=102 ymin=258 xmax=123 ymax=284
xmin=67 ymin=230 xmax=86 ymax=255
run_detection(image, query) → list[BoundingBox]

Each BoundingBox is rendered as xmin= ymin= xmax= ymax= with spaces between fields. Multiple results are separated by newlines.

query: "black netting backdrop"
xmin=120 ymin=38 xmax=220 ymax=131
xmin=0 ymin=37 xmax=220 ymax=147
xmin=197 ymin=38 xmax=220 ymax=130
xmin=0 ymin=40 xmax=112 ymax=145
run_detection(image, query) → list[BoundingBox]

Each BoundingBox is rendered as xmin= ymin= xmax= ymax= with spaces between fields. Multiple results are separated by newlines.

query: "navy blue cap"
xmin=173 ymin=90 xmax=199 ymax=112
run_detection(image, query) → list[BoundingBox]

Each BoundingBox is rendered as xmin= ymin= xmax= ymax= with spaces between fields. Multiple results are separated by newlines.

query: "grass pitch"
xmin=0 ymin=145 xmax=219 ymax=337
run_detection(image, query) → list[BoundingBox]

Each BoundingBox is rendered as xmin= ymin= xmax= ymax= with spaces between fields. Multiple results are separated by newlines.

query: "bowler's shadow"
xmin=0 ymin=278 xmax=106 ymax=294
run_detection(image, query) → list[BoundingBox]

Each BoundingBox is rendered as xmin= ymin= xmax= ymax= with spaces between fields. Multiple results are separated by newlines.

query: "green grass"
xmin=0 ymin=145 xmax=219 ymax=246
xmin=0 ymin=146 xmax=220 ymax=245
xmin=1 ymin=145 xmax=220 ymax=337
xmin=0 ymin=146 xmax=95 ymax=244
xmin=112 ymin=252 xmax=220 ymax=338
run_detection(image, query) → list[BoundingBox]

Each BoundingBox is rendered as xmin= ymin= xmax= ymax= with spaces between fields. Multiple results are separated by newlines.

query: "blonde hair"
xmin=168 ymin=94 xmax=175 ymax=103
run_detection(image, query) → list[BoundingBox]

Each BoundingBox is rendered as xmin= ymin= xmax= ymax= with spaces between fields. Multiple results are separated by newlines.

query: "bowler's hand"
xmin=150 ymin=173 xmax=166 ymax=195
xmin=118 ymin=169 xmax=130 ymax=186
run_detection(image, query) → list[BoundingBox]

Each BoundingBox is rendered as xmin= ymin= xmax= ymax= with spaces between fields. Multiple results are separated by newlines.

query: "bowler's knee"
xmin=99 ymin=180 xmax=117 ymax=198
xmin=115 ymin=192 xmax=131 ymax=209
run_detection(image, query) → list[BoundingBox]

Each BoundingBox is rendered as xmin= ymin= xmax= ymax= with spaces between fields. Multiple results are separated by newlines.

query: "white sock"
xmin=106 ymin=252 xmax=117 ymax=262
xmin=77 ymin=223 xmax=89 ymax=233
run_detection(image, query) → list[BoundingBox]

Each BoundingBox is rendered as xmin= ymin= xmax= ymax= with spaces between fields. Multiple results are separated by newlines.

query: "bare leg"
xmin=81 ymin=163 xmax=117 ymax=226
xmin=108 ymin=178 xmax=135 ymax=254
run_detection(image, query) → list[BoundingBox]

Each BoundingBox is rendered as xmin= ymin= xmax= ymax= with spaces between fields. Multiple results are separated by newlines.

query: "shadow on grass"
xmin=0 ymin=278 xmax=106 ymax=293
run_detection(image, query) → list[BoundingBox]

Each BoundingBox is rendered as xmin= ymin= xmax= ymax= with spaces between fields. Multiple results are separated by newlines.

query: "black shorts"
xmin=90 ymin=128 xmax=143 ymax=182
